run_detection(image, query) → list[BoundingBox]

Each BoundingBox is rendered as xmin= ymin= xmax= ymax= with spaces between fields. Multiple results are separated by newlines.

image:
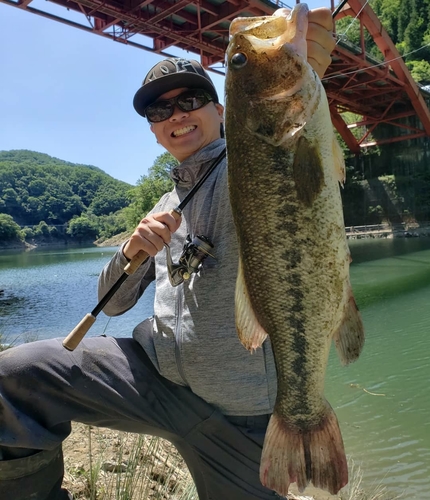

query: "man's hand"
xmin=307 ymin=7 xmax=336 ymax=79
xmin=123 ymin=211 xmax=181 ymax=260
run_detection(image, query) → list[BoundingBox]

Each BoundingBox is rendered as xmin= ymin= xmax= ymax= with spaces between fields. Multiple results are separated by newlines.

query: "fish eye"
xmin=231 ymin=52 xmax=247 ymax=68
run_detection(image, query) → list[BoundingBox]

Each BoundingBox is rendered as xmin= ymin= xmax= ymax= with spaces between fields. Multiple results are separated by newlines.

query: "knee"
xmin=0 ymin=344 xmax=31 ymax=378
xmin=0 ymin=339 xmax=63 ymax=380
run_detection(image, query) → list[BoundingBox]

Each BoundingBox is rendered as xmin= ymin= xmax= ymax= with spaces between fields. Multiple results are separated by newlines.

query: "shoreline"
xmin=2 ymin=223 xmax=430 ymax=253
xmin=0 ymin=230 xmax=132 ymax=252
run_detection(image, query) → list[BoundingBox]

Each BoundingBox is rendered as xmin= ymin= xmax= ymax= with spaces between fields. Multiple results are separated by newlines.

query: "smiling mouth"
xmin=172 ymin=125 xmax=196 ymax=137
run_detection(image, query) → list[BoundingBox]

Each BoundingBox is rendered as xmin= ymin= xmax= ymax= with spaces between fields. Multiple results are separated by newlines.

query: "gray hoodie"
xmin=98 ymin=139 xmax=277 ymax=416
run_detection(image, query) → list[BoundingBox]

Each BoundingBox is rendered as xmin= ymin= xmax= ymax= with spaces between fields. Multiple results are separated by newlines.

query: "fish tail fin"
xmin=260 ymin=408 xmax=348 ymax=496
xmin=334 ymin=290 xmax=365 ymax=365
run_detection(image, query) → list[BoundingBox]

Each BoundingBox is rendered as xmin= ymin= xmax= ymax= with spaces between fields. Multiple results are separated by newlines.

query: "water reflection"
xmin=349 ymin=236 xmax=430 ymax=263
xmin=0 ymin=292 xmax=27 ymax=317
xmin=0 ymin=245 xmax=117 ymax=271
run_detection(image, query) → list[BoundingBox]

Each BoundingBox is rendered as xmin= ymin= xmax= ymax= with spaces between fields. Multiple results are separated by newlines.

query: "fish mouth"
xmin=171 ymin=125 xmax=197 ymax=137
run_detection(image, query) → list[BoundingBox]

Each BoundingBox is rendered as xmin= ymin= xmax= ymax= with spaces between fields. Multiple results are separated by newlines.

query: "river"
xmin=0 ymin=238 xmax=429 ymax=499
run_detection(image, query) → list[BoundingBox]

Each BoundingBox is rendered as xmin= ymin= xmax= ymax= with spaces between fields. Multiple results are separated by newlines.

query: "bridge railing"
xmin=345 ymin=222 xmax=430 ymax=234
xmin=264 ymin=0 xmax=293 ymax=11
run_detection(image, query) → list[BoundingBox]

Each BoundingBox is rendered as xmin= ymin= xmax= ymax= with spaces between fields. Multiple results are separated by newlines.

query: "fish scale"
xmin=225 ymin=3 xmax=365 ymax=496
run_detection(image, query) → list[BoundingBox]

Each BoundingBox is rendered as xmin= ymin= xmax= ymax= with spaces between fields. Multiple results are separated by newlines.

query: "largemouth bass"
xmin=225 ymin=4 xmax=365 ymax=496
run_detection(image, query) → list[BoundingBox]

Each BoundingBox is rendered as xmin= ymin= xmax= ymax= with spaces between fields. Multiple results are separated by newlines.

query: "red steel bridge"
xmin=2 ymin=0 xmax=430 ymax=152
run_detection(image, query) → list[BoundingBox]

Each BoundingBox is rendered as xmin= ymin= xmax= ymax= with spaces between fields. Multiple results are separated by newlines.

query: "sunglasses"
xmin=145 ymin=89 xmax=215 ymax=123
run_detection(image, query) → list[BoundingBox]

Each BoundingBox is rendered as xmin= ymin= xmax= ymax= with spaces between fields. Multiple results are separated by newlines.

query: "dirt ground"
xmin=62 ymin=422 xmax=195 ymax=499
xmin=62 ymin=422 xmax=340 ymax=500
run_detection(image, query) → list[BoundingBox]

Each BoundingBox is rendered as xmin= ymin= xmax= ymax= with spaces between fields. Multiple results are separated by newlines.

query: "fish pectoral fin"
xmin=333 ymin=290 xmax=365 ymax=365
xmin=235 ymin=259 xmax=268 ymax=352
xmin=332 ymin=133 xmax=346 ymax=186
xmin=292 ymin=135 xmax=324 ymax=207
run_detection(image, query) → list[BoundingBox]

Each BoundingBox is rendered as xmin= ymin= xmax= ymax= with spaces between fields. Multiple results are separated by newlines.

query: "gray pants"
xmin=0 ymin=336 xmax=280 ymax=499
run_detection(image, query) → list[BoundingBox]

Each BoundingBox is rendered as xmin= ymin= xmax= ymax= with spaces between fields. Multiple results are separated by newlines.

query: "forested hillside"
xmin=0 ymin=150 xmax=130 ymax=225
xmin=0 ymin=150 xmax=176 ymax=247
xmin=336 ymin=0 xmax=430 ymax=83
xmin=0 ymin=150 xmax=132 ymax=245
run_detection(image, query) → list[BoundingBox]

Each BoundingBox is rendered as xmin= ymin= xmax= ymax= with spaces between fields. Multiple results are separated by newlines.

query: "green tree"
xmin=125 ymin=152 xmax=177 ymax=228
xmin=337 ymin=0 xmax=430 ymax=66
xmin=407 ymin=59 xmax=430 ymax=83
xmin=0 ymin=214 xmax=22 ymax=241
xmin=33 ymin=221 xmax=50 ymax=237
xmin=67 ymin=216 xmax=98 ymax=242
xmin=89 ymin=183 xmax=130 ymax=216
xmin=96 ymin=212 xmax=128 ymax=239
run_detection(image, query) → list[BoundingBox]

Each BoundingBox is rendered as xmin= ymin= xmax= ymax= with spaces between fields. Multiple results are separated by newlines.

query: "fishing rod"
xmin=63 ymin=147 xmax=226 ymax=351
xmin=332 ymin=0 xmax=349 ymax=18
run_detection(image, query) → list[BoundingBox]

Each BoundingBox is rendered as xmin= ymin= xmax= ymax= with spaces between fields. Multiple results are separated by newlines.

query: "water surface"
xmin=1 ymin=239 xmax=429 ymax=498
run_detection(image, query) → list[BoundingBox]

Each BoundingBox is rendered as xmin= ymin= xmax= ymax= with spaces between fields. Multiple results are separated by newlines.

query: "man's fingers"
xmin=307 ymin=23 xmax=336 ymax=52
xmin=308 ymin=7 xmax=334 ymax=31
xmin=307 ymin=8 xmax=336 ymax=78
xmin=125 ymin=227 xmax=164 ymax=258
xmin=138 ymin=217 xmax=173 ymax=248
xmin=123 ymin=211 xmax=182 ymax=260
xmin=154 ymin=211 xmax=182 ymax=233
xmin=307 ymin=40 xmax=334 ymax=79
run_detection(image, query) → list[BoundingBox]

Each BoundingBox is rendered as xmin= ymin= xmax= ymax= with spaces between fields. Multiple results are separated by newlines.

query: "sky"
xmin=0 ymin=0 xmax=328 ymax=185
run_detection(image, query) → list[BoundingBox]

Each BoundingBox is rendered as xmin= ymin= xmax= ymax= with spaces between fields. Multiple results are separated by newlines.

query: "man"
xmin=0 ymin=8 xmax=336 ymax=499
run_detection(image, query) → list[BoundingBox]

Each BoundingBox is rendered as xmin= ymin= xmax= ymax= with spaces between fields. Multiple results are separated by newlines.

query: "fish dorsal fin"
xmin=292 ymin=135 xmax=324 ymax=207
xmin=235 ymin=257 xmax=268 ymax=352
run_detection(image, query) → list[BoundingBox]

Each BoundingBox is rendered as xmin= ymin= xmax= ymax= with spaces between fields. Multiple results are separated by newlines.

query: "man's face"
xmin=149 ymin=87 xmax=224 ymax=162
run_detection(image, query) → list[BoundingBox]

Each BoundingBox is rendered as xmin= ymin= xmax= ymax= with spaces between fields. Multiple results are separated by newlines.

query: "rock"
xmin=101 ymin=461 xmax=128 ymax=473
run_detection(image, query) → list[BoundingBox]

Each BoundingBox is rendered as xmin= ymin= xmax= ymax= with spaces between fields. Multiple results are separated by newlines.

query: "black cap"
xmin=133 ymin=57 xmax=219 ymax=118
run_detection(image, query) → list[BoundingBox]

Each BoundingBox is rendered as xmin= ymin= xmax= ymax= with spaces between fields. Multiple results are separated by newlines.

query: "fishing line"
xmin=322 ymin=41 xmax=430 ymax=82
xmin=335 ymin=0 xmax=371 ymax=44
xmin=324 ymin=0 xmax=430 ymax=83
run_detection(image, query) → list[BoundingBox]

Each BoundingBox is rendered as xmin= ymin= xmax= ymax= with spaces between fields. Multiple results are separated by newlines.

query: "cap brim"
xmin=133 ymin=73 xmax=218 ymax=118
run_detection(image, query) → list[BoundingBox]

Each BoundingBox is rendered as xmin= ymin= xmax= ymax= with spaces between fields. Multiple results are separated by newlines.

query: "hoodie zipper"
xmin=172 ymin=157 xmax=220 ymax=387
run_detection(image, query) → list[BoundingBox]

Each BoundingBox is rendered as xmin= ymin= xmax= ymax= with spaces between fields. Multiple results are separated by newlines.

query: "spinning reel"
xmin=165 ymin=234 xmax=214 ymax=287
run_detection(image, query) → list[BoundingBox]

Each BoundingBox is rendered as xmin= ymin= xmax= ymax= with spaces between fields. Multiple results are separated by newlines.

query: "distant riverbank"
xmin=0 ymin=231 xmax=132 ymax=252
xmin=2 ymin=223 xmax=430 ymax=253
